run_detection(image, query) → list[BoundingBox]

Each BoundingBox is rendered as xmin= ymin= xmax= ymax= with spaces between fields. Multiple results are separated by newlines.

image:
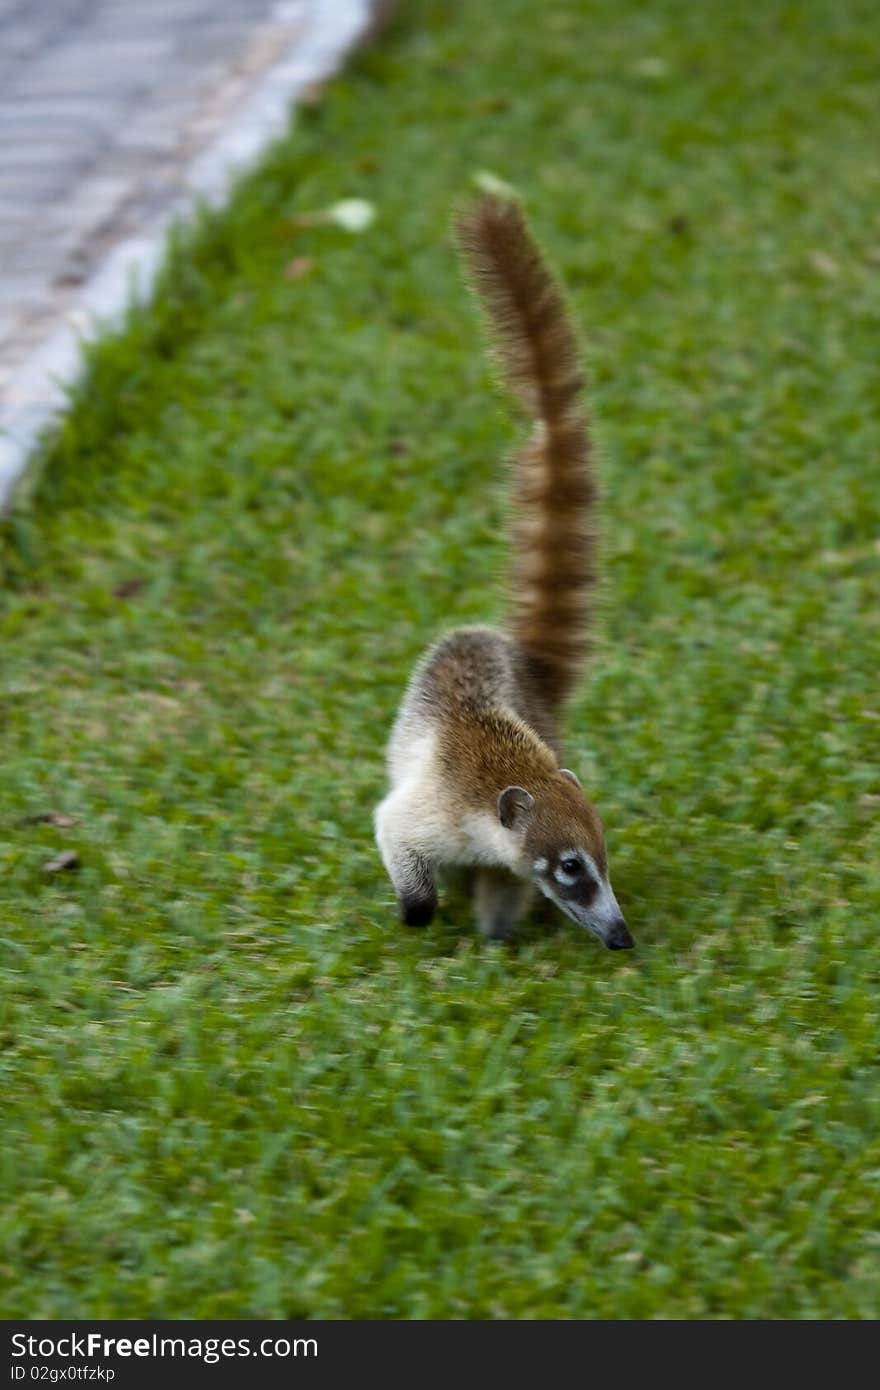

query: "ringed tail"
xmin=454 ymin=192 xmax=597 ymax=709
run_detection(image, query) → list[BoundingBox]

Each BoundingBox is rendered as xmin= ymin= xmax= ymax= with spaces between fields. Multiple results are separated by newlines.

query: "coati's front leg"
xmin=374 ymin=798 xmax=437 ymax=927
xmin=474 ymin=868 xmax=532 ymax=942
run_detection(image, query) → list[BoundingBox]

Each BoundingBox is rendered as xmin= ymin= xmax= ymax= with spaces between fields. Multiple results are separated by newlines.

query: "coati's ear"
xmin=559 ymin=768 xmax=581 ymax=789
xmin=498 ymin=785 xmax=534 ymax=830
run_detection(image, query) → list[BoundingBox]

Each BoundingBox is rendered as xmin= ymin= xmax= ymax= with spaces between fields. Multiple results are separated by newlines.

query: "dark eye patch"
xmin=557 ymin=854 xmax=600 ymax=902
xmin=581 ymin=875 xmax=599 ymax=903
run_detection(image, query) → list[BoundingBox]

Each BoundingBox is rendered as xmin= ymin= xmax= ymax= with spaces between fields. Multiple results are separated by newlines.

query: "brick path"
xmin=0 ymin=0 xmax=370 ymax=506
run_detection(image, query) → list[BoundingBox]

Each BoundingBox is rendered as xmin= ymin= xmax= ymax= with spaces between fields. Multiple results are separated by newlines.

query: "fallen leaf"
xmin=633 ymin=56 xmax=669 ymax=78
xmin=19 ymin=812 xmax=79 ymax=828
xmin=284 ymin=256 xmax=314 ymax=279
xmin=113 ymin=578 xmax=146 ymax=599
xmin=43 ymin=850 xmax=80 ymax=873
xmin=287 ymin=198 xmax=376 ymax=234
xmin=473 ymin=170 xmax=519 ymax=200
xmin=809 ymin=250 xmax=839 ymax=277
xmin=326 ymin=198 xmax=375 ymax=233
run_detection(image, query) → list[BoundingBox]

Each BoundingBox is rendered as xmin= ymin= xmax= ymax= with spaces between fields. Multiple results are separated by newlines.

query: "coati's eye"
xmin=560 ymin=855 xmax=582 ymax=877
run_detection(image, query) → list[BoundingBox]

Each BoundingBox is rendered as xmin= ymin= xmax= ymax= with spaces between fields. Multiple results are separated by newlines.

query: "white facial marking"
xmin=553 ymin=848 xmax=594 ymax=887
xmin=596 ymin=877 xmax=623 ymax=925
xmin=581 ymin=852 xmax=600 ymax=881
xmin=533 ymin=857 xmax=548 ymax=874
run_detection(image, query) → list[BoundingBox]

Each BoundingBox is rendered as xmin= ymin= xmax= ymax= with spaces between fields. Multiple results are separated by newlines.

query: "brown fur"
xmin=455 ymin=193 xmax=596 ymax=710
xmin=437 ymin=706 xmax=558 ymax=807
xmin=524 ymin=778 xmax=608 ymax=879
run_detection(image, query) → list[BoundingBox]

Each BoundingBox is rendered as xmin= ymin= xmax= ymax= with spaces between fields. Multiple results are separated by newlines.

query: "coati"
xmin=374 ymin=193 xmax=632 ymax=949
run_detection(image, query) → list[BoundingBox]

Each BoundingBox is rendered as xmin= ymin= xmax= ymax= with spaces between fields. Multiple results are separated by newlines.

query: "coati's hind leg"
xmin=374 ymin=798 xmax=437 ymax=927
xmin=474 ymin=869 xmax=532 ymax=942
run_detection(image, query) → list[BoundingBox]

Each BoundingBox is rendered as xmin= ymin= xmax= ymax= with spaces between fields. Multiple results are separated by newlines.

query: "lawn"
xmin=1 ymin=0 xmax=879 ymax=1318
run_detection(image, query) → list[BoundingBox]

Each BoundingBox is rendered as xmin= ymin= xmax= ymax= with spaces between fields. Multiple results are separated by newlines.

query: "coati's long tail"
xmin=455 ymin=193 xmax=596 ymax=709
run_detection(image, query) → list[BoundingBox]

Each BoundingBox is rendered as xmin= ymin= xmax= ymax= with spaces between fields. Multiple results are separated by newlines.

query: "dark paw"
xmin=400 ymin=894 xmax=436 ymax=928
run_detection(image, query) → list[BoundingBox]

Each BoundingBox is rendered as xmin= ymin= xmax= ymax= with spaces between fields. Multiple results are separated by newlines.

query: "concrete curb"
xmin=0 ymin=0 xmax=374 ymax=513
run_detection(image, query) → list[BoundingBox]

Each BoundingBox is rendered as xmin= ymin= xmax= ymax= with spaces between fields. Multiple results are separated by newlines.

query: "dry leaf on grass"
xmin=808 ymin=250 xmax=839 ymax=277
xmin=288 ymin=198 xmax=376 ymax=234
xmin=326 ymin=198 xmax=375 ymax=232
xmin=113 ymin=578 xmax=146 ymax=599
xmin=19 ymin=812 xmax=80 ymax=828
xmin=43 ymin=850 xmax=80 ymax=873
xmin=473 ymin=170 xmax=519 ymax=200
xmin=284 ymin=257 xmax=314 ymax=280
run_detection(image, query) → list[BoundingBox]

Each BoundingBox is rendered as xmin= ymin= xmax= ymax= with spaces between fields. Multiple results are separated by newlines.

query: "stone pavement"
xmin=0 ymin=0 xmax=372 ymax=507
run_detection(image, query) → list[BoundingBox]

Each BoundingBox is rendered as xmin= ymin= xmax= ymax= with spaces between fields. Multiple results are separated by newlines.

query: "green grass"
xmin=2 ymin=0 xmax=879 ymax=1318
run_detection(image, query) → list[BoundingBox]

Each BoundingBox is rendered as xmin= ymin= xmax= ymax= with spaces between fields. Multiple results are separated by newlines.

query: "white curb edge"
xmin=0 ymin=0 xmax=375 ymax=514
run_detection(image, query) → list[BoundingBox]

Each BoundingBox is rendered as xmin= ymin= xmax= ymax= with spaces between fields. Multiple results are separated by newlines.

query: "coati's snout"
xmin=605 ymin=917 xmax=634 ymax=950
xmin=532 ymin=846 xmax=632 ymax=950
xmin=499 ymin=769 xmax=633 ymax=950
